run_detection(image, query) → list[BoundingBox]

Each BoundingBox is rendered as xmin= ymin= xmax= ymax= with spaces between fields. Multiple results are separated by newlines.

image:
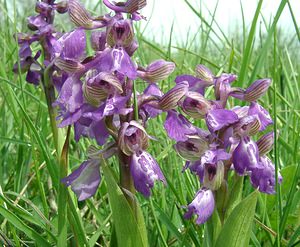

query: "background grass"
xmin=0 ymin=0 xmax=299 ymax=246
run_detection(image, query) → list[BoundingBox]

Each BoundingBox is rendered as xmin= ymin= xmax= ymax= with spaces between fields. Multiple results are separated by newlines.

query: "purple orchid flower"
xmin=162 ymin=64 xmax=281 ymax=225
xmin=184 ymin=189 xmax=215 ymax=225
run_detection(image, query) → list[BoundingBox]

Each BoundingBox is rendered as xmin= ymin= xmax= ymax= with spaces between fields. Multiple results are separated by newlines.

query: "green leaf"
xmin=225 ymin=176 xmax=244 ymax=220
xmin=214 ymin=190 xmax=258 ymax=247
xmin=0 ymin=206 xmax=52 ymax=246
xmin=102 ymin=164 xmax=148 ymax=247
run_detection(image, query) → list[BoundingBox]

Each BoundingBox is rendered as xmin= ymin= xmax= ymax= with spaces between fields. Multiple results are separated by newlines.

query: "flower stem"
xmin=43 ymin=65 xmax=64 ymax=156
xmin=118 ymin=151 xmax=136 ymax=210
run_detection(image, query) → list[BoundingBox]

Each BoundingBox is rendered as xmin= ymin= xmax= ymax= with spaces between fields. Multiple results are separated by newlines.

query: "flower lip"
xmin=184 ymin=189 xmax=215 ymax=225
xmin=131 ymin=149 xmax=166 ymax=197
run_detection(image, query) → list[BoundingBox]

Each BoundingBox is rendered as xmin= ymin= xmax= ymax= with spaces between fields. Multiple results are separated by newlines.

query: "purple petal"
xmin=206 ymin=109 xmax=239 ymax=132
xmin=232 ymin=136 xmax=259 ymax=175
xmin=62 ymin=160 xmax=101 ymax=201
xmin=55 ymin=28 xmax=86 ymax=60
xmin=91 ymin=31 xmax=107 ymax=51
xmin=184 ymin=189 xmax=215 ymax=225
xmin=186 ymin=160 xmax=204 ymax=182
xmin=142 ymin=84 xmax=162 ymax=118
xmin=83 ymin=95 xmax=131 ymax=121
xmin=250 ymin=156 xmax=282 ymax=194
xmin=248 ymin=102 xmax=272 ymax=130
xmin=164 ymin=110 xmax=198 ymax=141
xmin=26 ymin=70 xmax=40 ymax=85
xmin=27 ymin=15 xmax=48 ymax=30
xmin=74 ymin=117 xmax=110 ymax=145
xmin=175 ymin=74 xmax=207 ymax=95
xmin=55 ymin=75 xmax=84 ymax=113
xmin=131 ymin=150 xmax=166 ymax=197
xmin=99 ymin=48 xmax=137 ymax=79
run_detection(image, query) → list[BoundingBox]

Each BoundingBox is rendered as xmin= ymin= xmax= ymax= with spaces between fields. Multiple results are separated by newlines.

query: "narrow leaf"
xmin=214 ymin=190 xmax=258 ymax=247
xmin=102 ymin=164 xmax=148 ymax=247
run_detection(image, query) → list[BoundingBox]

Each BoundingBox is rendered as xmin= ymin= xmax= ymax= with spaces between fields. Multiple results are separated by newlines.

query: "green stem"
xmin=57 ymin=126 xmax=71 ymax=247
xmin=118 ymin=151 xmax=136 ymax=211
xmin=132 ymin=80 xmax=139 ymax=121
xmin=43 ymin=65 xmax=64 ymax=156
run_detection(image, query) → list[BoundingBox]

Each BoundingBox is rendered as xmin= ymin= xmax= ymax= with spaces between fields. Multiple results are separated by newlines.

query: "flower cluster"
xmin=162 ymin=65 xmax=282 ymax=224
xmin=58 ymin=0 xmax=175 ymax=200
xmin=14 ymin=0 xmax=281 ymax=228
xmin=13 ymin=0 xmax=68 ymax=85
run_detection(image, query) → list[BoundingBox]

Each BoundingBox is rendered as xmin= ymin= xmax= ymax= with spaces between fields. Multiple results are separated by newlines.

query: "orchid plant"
xmin=14 ymin=0 xmax=282 ymax=245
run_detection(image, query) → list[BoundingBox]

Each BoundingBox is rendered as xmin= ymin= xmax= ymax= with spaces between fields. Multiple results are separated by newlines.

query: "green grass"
xmin=0 ymin=0 xmax=300 ymax=246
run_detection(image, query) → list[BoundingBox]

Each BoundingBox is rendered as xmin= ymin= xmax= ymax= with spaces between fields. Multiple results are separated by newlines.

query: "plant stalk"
xmin=118 ymin=151 xmax=136 ymax=211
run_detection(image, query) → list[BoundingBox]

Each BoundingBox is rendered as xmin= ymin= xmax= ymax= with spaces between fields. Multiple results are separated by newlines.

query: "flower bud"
xmin=174 ymin=135 xmax=209 ymax=161
xmin=203 ymin=161 xmax=224 ymax=191
xmin=138 ymin=59 xmax=175 ymax=83
xmin=181 ymin=91 xmax=212 ymax=119
xmin=195 ymin=64 xmax=214 ymax=83
xmin=54 ymin=57 xmax=84 ymax=73
xmin=36 ymin=2 xmax=52 ymax=16
xmin=159 ymin=81 xmax=188 ymax=111
xmin=124 ymin=0 xmax=147 ymax=13
xmin=256 ymin=132 xmax=274 ymax=156
xmin=103 ymin=0 xmax=147 ymax=14
xmin=244 ymin=78 xmax=271 ymax=102
xmin=69 ymin=0 xmax=92 ymax=28
xmin=69 ymin=0 xmax=105 ymax=29
xmin=55 ymin=1 xmax=68 ymax=14
xmin=106 ymin=19 xmax=134 ymax=48
xmin=83 ymin=71 xmax=123 ymax=106
xmin=118 ymin=121 xmax=149 ymax=155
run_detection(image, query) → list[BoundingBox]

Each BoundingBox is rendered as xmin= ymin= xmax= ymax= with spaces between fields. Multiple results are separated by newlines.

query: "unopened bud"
xmin=83 ymin=71 xmax=123 ymax=107
xmin=174 ymin=135 xmax=208 ymax=161
xmin=55 ymin=1 xmax=68 ymax=14
xmin=124 ymin=0 xmax=147 ymax=13
xmin=36 ymin=2 xmax=52 ymax=15
xmin=181 ymin=91 xmax=212 ymax=119
xmin=69 ymin=0 xmax=105 ymax=29
xmin=257 ymin=132 xmax=274 ymax=156
xmin=138 ymin=59 xmax=175 ymax=83
xmin=103 ymin=0 xmax=147 ymax=14
xmin=55 ymin=57 xmax=84 ymax=73
xmin=195 ymin=64 xmax=214 ymax=83
xmin=159 ymin=81 xmax=188 ymax=111
xmin=244 ymin=78 xmax=271 ymax=102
